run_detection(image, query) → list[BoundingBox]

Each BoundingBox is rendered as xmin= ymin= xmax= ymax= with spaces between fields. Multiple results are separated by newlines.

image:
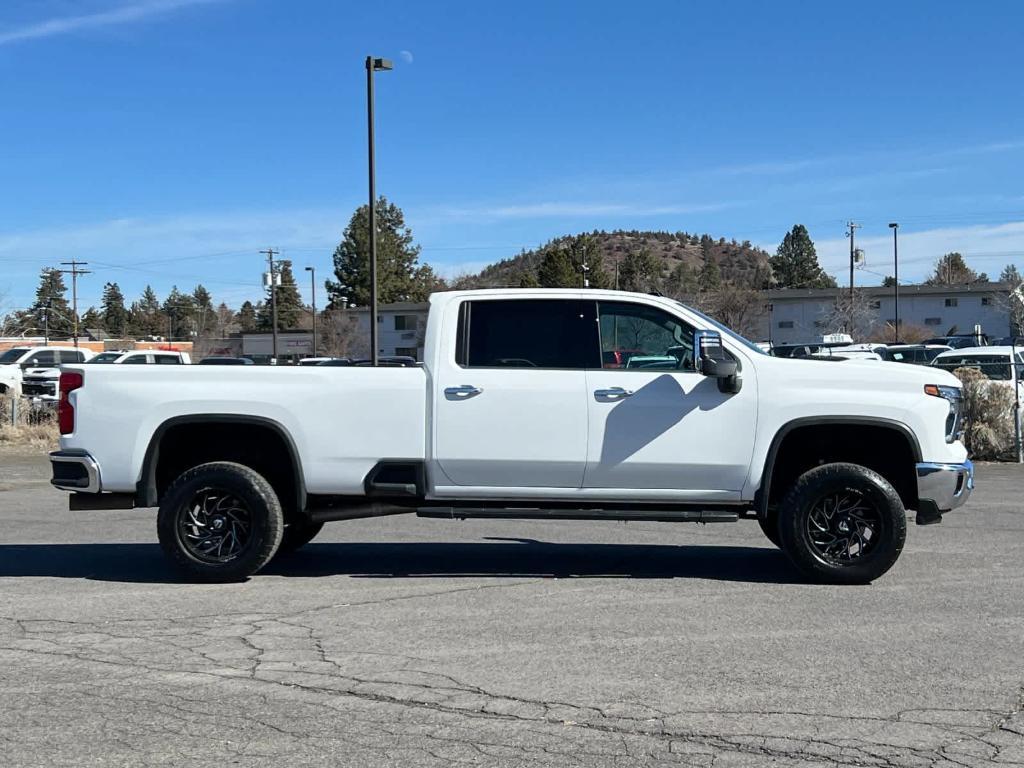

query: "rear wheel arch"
xmin=136 ymin=415 xmax=306 ymax=516
xmin=756 ymin=417 xmax=922 ymax=517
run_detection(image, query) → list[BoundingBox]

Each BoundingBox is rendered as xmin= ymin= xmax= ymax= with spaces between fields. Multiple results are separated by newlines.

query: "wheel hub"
xmin=806 ymin=491 xmax=882 ymax=564
xmin=178 ymin=490 xmax=252 ymax=564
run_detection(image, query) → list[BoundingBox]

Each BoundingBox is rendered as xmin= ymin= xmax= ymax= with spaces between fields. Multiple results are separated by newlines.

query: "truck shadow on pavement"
xmin=0 ymin=541 xmax=806 ymax=584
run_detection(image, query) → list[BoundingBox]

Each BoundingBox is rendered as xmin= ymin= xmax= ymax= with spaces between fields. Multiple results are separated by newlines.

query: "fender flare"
xmin=754 ymin=416 xmax=922 ymax=517
xmin=135 ymin=414 xmax=306 ymax=511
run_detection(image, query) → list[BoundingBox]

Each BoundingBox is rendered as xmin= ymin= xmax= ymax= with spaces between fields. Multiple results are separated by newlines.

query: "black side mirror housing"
xmin=694 ymin=330 xmax=741 ymax=393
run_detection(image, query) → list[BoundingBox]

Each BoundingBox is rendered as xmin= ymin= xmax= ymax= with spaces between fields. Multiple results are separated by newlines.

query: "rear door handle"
xmin=445 ymin=385 xmax=483 ymax=398
xmin=594 ymin=387 xmax=634 ymax=399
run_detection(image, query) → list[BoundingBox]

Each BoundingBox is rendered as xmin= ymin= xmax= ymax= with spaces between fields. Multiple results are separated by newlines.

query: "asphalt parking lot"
xmin=0 ymin=450 xmax=1021 ymax=767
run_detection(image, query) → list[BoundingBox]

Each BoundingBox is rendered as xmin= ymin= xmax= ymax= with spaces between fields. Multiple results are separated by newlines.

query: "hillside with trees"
xmin=458 ymin=230 xmax=775 ymax=292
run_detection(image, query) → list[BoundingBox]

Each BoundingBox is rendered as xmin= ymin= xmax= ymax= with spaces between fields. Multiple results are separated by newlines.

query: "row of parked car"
xmin=767 ymin=333 xmax=1024 ymax=383
xmin=0 ymin=345 xmax=422 ymax=401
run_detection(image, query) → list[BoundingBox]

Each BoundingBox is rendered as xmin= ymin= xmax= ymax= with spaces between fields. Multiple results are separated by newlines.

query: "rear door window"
xmin=154 ymin=355 xmax=182 ymax=364
xmin=457 ymin=299 xmax=598 ymax=369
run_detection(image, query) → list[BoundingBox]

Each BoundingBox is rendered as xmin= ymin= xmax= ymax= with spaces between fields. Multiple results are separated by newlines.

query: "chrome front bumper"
xmin=916 ymin=460 xmax=973 ymax=522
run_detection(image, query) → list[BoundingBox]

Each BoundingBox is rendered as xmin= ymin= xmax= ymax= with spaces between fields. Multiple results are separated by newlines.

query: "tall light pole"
xmin=366 ymin=55 xmax=392 ymax=367
xmin=305 ymin=266 xmax=317 ymax=357
xmin=889 ymin=222 xmax=900 ymax=343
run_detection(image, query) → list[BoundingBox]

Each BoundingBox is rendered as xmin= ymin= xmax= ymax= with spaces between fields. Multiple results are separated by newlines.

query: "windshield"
xmin=0 ymin=348 xmax=30 ymax=364
xmin=674 ymin=301 xmax=767 ymax=356
xmin=87 ymin=352 xmax=123 ymax=364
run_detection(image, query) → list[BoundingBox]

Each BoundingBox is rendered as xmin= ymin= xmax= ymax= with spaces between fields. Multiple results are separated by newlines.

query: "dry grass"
xmin=0 ymin=423 xmax=58 ymax=451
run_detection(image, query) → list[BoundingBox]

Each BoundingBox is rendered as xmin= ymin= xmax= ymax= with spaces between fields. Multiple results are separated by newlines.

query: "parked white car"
xmin=931 ymin=346 xmax=1024 ymax=401
xmin=0 ymin=346 xmax=93 ymax=397
xmin=51 ymin=289 xmax=973 ymax=584
xmin=86 ymin=350 xmax=191 ymax=365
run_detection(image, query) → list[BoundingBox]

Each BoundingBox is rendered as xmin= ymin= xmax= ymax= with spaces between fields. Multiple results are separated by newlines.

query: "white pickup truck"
xmin=50 ymin=289 xmax=973 ymax=583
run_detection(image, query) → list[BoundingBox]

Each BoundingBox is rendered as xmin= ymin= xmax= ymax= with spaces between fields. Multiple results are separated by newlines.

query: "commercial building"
xmin=765 ymin=283 xmax=1013 ymax=344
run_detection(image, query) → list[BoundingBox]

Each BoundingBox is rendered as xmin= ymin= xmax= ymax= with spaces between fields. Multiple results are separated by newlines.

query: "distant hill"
xmin=458 ymin=229 xmax=773 ymax=290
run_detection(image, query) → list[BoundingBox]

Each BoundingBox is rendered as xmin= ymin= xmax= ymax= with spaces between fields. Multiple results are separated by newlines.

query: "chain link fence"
xmin=0 ymin=397 xmax=58 ymax=429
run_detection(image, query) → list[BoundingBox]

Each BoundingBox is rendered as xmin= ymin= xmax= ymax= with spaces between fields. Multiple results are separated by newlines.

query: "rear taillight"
xmin=58 ymin=371 xmax=83 ymax=435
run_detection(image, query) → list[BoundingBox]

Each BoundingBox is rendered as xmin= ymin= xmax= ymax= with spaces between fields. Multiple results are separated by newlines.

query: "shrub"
xmin=953 ymin=367 xmax=1018 ymax=460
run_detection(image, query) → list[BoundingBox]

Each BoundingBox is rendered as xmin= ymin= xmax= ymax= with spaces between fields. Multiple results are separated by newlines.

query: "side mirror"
xmin=694 ymin=330 xmax=741 ymax=393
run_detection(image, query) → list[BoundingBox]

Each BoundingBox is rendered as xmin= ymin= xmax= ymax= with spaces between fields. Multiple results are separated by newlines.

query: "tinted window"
xmin=597 ymin=301 xmax=695 ymax=371
xmin=25 ymin=350 xmax=57 ymax=366
xmin=460 ymin=299 xmax=597 ymax=369
xmin=154 ymin=355 xmax=182 ymax=365
xmin=89 ymin=352 xmax=122 ymax=363
xmin=121 ymin=354 xmax=149 ymax=364
xmin=0 ymin=348 xmax=30 ymax=364
xmin=58 ymin=350 xmax=87 ymax=363
xmin=934 ymin=354 xmax=1012 ymax=380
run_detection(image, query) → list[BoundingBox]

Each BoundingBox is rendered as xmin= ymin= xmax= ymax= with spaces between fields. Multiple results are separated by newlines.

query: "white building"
xmin=765 ymin=283 xmax=1013 ymax=344
xmin=351 ymin=302 xmax=429 ymax=360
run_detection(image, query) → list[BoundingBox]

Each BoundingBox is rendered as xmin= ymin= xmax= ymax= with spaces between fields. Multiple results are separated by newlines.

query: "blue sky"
xmin=2 ymin=0 xmax=1023 ymax=311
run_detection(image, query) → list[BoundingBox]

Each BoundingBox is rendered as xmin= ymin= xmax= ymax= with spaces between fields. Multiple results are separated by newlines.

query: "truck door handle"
xmin=594 ymin=387 xmax=634 ymax=399
xmin=445 ymin=385 xmax=483 ymax=398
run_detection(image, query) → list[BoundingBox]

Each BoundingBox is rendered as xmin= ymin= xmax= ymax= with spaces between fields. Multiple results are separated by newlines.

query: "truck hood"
xmin=765 ymin=356 xmax=962 ymax=390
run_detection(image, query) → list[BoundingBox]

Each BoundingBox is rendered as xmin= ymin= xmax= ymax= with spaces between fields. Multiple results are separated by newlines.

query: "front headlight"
xmin=925 ymin=384 xmax=963 ymax=443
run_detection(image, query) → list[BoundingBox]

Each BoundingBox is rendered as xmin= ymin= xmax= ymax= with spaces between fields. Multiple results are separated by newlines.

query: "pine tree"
xmin=925 ymin=253 xmax=983 ymax=285
xmin=664 ymin=262 xmax=698 ymax=297
xmin=619 ymin=248 xmax=661 ymax=292
xmin=537 ymin=245 xmax=579 ymax=287
xmin=21 ymin=268 xmax=73 ymax=337
xmin=192 ymin=284 xmax=215 ymax=335
xmin=699 ymin=257 xmax=722 ymax=292
xmin=770 ymin=225 xmax=836 ymax=288
xmin=162 ymin=286 xmax=195 ymax=340
xmin=80 ymin=307 xmax=104 ymax=333
xmin=257 ymin=260 xmax=304 ymax=330
xmin=518 ymin=270 xmax=540 ymax=288
xmin=237 ymin=301 xmax=258 ymax=332
xmin=101 ymin=282 xmax=128 ymax=336
xmin=128 ymin=285 xmax=163 ymax=337
xmin=326 ymin=197 xmax=435 ymax=307
xmin=1000 ymin=264 xmax=1022 ymax=285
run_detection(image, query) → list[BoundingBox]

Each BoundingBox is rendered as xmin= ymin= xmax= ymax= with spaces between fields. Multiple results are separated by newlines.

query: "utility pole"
xmin=845 ymin=221 xmax=860 ymax=301
xmin=59 ymin=260 xmax=90 ymax=348
xmin=889 ymin=222 xmax=900 ymax=342
xmin=261 ymin=248 xmax=280 ymax=363
xmin=41 ymin=299 xmax=51 ymax=346
xmin=305 ymin=266 xmax=317 ymax=357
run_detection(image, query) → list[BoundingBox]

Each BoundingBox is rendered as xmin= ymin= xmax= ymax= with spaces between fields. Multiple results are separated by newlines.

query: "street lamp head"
xmin=888 ymin=222 xmax=899 ymax=229
xmin=305 ymin=266 xmax=314 ymax=273
xmin=368 ymin=57 xmax=393 ymax=71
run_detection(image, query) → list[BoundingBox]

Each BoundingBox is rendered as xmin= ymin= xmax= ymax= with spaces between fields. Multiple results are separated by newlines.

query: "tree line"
xmin=3 ymin=198 xmax=1016 ymax=342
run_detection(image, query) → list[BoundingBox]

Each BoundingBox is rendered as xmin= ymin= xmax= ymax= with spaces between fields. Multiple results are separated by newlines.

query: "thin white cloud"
xmin=436 ymin=200 xmax=737 ymax=220
xmin=814 ymin=221 xmax=1024 ymax=285
xmin=0 ymin=0 xmax=225 ymax=47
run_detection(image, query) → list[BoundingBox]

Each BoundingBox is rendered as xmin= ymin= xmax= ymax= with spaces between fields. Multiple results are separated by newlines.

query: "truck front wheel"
xmin=157 ymin=462 xmax=284 ymax=582
xmin=777 ymin=462 xmax=906 ymax=584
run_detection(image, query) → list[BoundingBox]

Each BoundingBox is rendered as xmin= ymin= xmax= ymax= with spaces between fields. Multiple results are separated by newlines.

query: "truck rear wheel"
xmin=157 ymin=462 xmax=284 ymax=582
xmin=777 ymin=462 xmax=906 ymax=584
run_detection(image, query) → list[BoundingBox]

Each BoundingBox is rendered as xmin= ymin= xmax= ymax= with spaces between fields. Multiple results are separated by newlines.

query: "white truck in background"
xmin=50 ymin=289 xmax=973 ymax=583
xmin=0 ymin=346 xmax=94 ymax=397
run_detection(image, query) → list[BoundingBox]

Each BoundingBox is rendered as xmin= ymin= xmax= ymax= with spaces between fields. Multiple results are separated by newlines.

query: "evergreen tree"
xmin=237 ymin=301 xmax=258 ymax=332
xmin=21 ymin=268 xmax=73 ymax=336
xmin=925 ymin=252 xmax=984 ymax=285
xmin=101 ymin=282 xmax=128 ymax=336
xmin=537 ymin=245 xmax=579 ymax=287
xmin=664 ymin=262 xmax=699 ymax=297
xmin=882 ymin=276 xmax=898 ymax=288
xmin=257 ymin=260 xmax=304 ymax=330
xmin=128 ymin=285 xmax=163 ymax=337
xmin=770 ymin=225 xmax=836 ymax=288
xmin=698 ymin=257 xmax=722 ymax=292
xmin=192 ymin=284 xmax=215 ymax=335
xmin=569 ymin=234 xmax=612 ymax=289
xmin=326 ymin=197 xmax=434 ymax=307
xmin=162 ymin=286 xmax=195 ymax=340
xmin=619 ymin=248 xmax=661 ymax=292
xmin=1000 ymin=264 xmax=1022 ymax=285
xmin=80 ymin=307 xmax=104 ymax=333
xmin=518 ymin=270 xmax=540 ymax=288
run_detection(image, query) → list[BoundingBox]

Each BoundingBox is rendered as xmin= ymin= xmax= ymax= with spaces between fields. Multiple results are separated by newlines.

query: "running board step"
xmin=416 ymin=507 xmax=739 ymax=523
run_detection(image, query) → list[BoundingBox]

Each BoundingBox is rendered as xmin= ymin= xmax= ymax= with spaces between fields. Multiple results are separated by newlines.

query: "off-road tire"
xmin=777 ymin=462 xmax=906 ymax=584
xmin=277 ymin=518 xmax=324 ymax=555
xmin=157 ymin=461 xmax=284 ymax=582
